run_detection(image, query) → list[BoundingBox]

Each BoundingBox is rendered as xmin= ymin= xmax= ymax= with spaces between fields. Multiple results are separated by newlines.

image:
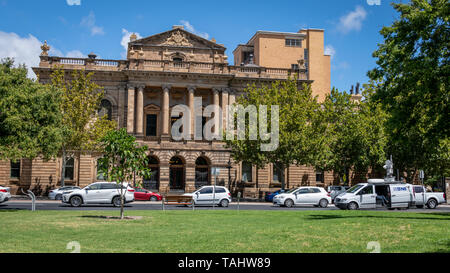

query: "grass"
xmin=0 ymin=209 xmax=449 ymax=253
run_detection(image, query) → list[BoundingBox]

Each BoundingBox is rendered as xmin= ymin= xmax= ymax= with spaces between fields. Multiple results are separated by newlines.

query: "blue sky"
xmin=0 ymin=0 xmax=401 ymax=92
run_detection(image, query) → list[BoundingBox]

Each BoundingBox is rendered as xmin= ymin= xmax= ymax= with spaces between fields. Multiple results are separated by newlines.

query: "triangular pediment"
xmin=130 ymin=28 xmax=225 ymax=50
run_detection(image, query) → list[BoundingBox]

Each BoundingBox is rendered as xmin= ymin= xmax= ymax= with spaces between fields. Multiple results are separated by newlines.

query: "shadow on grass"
xmin=424 ymin=240 xmax=450 ymax=253
xmin=305 ymin=214 xmax=450 ymax=221
xmin=79 ymin=215 xmax=143 ymax=220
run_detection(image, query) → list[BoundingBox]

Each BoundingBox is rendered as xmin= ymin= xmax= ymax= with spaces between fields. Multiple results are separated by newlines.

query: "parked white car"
xmin=62 ymin=182 xmax=135 ymax=207
xmin=0 ymin=186 xmax=11 ymax=204
xmin=48 ymin=186 xmax=81 ymax=200
xmin=335 ymin=179 xmax=415 ymax=210
xmin=411 ymin=185 xmax=446 ymax=209
xmin=184 ymin=186 xmax=232 ymax=207
xmin=273 ymin=187 xmax=332 ymax=208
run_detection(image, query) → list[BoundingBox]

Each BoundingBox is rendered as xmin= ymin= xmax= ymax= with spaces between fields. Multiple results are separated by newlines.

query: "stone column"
xmin=117 ymin=85 xmax=126 ymax=128
xmin=136 ymin=85 xmax=144 ymax=136
xmin=228 ymin=89 xmax=236 ymax=106
xmin=127 ymin=84 xmax=135 ymax=134
xmin=221 ymin=88 xmax=229 ymax=131
xmin=161 ymin=84 xmax=171 ymax=137
xmin=212 ymin=88 xmax=221 ymax=136
xmin=187 ymin=86 xmax=196 ymax=138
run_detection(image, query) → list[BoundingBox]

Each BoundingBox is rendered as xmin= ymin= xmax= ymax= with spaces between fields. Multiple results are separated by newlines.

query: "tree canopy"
xmin=0 ymin=58 xmax=63 ymax=161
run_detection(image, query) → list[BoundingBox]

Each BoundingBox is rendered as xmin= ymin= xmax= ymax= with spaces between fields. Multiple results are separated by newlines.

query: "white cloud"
xmin=81 ymin=11 xmax=104 ymax=36
xmin=0 ymin=31 xmax=85 ymax=78
xmin=180 ymin=20 xmax=209 ymax=39
xmin=120 ymin=29 xmax=142 ymax=59
xmin=324 ymin=44 xmax=336 ymax=60
xmin=337 ymin=6 xmax=367 ymax=34
xmin=66 ymin=0 xmax=81 ymax=5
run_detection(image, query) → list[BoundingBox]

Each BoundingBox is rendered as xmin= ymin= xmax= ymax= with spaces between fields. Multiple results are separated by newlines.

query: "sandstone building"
xmin=1 ymin=26 xmax=335 ymax=198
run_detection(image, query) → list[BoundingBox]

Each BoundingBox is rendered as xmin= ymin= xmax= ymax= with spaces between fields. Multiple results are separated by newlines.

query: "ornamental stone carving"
xmin=161 ymin=30 xmax=192 ymax=47
xmin=40 ymin=41 xmax=50 ymax=56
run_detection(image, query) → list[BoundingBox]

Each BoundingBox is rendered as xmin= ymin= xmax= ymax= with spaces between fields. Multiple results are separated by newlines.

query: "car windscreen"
xmin=346 ymin=184 xmax=365 ymax=193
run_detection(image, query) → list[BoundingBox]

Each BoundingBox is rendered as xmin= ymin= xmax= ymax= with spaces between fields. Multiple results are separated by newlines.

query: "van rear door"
xmin=390 ymin=184 xmax=412 ymax=208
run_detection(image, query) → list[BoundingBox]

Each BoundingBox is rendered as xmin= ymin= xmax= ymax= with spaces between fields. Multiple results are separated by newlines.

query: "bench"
xmin=163 ymin=195 xmax=194 ymax=206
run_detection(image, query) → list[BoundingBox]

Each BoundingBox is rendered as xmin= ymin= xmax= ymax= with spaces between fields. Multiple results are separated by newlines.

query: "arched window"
xmin=195 ymin=157 xmax=210 ymax=188
xmin=98 ymin=99 xmax=112 ymax=120
xmin=143 ymin=156 xmax=160 ymax=190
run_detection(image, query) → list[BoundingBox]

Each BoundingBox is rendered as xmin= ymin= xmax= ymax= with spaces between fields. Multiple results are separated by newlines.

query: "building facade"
xmin=1 ymin=26 xmax=339 ymax=198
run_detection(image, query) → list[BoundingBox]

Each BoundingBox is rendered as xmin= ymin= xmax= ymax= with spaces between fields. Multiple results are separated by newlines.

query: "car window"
xmin=347 ymin=184 xmax=365 ymax=193
xmin=199 ymin=187 xmax=212 ymax=194
xmin=297 ymin=188 xmax=310 ymax=194
xmin=310 ymin=188 xmax=321 ymax=193
xmin=414 ymin=186 xmax=424 ymax=193
xmin=215 ymin=188 xmax=225 ymax=193
xmin=89 ymin=184 xmax=102 ymax=190
xmin=359 ymin=186 xmax=373 ymax=195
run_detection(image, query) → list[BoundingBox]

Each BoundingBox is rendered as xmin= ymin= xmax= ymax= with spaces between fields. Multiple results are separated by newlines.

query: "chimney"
xmin=350 ymin=85 xmax=354 ymax=95
xmin=356 ymin=82 xmax=360 ymax=95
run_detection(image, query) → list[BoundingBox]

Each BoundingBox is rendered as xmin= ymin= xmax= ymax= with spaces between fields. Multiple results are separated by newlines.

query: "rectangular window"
xmin=146 ymin=114 xmax=157 ymax=137
xmin=65 ymin=158 xmax=74 ymax=180
xmin=285 ymin=39 xmax=302 ymax=47
xmin=10 ymin=160 xmax=20 ymax=179
xmin=291 ymin=64 xmax=299 ymax=71
xmin=242 ymin=162 xmax=253 ymax=182
xmin=316 ymin=171 xmax=324 ymax=183
xmin=273 ymin=163 xmax=284 ymax=183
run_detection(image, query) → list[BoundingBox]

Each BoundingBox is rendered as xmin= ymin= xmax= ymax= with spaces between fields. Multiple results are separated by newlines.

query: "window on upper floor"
xmin=146 ymin=114 xmax=158 ymax=137
xmin=285 ymin=39 xmax=302 ymax=47
xmin=99 ymin=99 xmax=112 ymax=121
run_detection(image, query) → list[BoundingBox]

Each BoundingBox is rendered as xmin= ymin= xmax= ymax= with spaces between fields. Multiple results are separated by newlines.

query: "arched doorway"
xmin=143 ymin=156 xmax=160 ymax=191
xmin=169 ymin=156 xmax=185 ymax=191
xmin=195 ymin=157 xmax=210 ymax=189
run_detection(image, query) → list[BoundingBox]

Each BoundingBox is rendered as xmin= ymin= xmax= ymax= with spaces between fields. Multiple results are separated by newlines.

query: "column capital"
xmin=162 ymin=84 xmax=172 ymax=91
xmin=187 ymin=85 xmax=196 ymax=92
xmin=137 ymin=84 xmax=145 ymax=91
xmin=221 ymin=87 xmax=230 ymax=94
xmin=212 ymin=87 xmax=221 ymax=94
xmin=127 ymin=83 xmax=136 ymax=90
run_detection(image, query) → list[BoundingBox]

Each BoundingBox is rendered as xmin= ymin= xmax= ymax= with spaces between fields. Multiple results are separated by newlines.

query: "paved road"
xmin=1 ymin=200 xmax=450 ymax=213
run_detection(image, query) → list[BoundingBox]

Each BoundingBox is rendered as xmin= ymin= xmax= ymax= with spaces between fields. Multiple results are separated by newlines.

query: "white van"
xmin=335 ymin=179 xmax=414 ymax=210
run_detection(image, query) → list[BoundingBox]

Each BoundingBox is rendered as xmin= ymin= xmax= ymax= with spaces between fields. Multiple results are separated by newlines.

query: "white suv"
xmin=273 ymin=187 xmax=332 ymax=208
xmin=184 ymin=186 xmax=232 ymax=207
xmin=62 ymin=182 xmax=135 ymax=207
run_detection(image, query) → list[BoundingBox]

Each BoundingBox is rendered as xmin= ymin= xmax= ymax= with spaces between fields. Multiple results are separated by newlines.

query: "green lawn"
xmin=0 ymin=209 xmax=449 ymax=253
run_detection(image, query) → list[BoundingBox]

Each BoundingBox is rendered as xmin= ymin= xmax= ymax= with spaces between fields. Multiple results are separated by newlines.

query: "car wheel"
xmin=112 ymin=196 xmax=122 ymax=207
xmin=416 ymin=205 xmax=424 ymax=209
xmin=426 ymin=199 xmax=437 ymax=209
xmin=55 ymin=194 xmax=62 ymax=200
xmin=347 ymin=202 xmax=358 ymax=210
xmin=220 ymin=199 xmax=229 ymax=207
xmin=319 ymin=199 xmax=329 ymax=208
xmin=284 ymin=199 xmax=294 ymax=208
xmin=70 ymin=196 xmax=82 ymax=207
xmin=150 ymin=196 xmax=158 ymax=202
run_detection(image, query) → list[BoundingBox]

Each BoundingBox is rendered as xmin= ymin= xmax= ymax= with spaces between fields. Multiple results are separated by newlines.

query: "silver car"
xmin=49 ymin=186 xmax=81 ymax=200
xmin=327 ymin=186 xmax=350 ymax=203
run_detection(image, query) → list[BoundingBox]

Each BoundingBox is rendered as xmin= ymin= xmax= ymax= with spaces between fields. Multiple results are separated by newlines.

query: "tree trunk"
xmin=60 ymin=147 xmax=66 ymax=187
xmin=120 ymin=182 xmax=124 ymax=220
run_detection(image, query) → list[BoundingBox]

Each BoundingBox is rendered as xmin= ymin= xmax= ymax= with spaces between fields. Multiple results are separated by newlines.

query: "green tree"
xmin=225 ymin=78 xmax=321 ymax=189
xmin=368 ymin=0 xmax=449 ymax=182
xmin=314 ymin=86 xmax=387 ymax=184
xmin=98 ymin=129 xmax=151 ymax=219
xmin=50 ymin=68 xmax=117 ymax=187
xmin=0 ymin=58 xmax=63 ymax=161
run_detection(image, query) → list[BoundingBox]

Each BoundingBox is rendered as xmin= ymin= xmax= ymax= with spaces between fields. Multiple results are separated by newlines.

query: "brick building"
xmin=0 ymin=26 xmax=345 ymax=198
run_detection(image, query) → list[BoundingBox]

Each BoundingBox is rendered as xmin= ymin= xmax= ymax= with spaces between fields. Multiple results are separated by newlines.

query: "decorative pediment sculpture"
xmin=161 ymin=30 xmax=192 ymax=47
xmin=40 ymin=41 xmax=50 ymax=56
